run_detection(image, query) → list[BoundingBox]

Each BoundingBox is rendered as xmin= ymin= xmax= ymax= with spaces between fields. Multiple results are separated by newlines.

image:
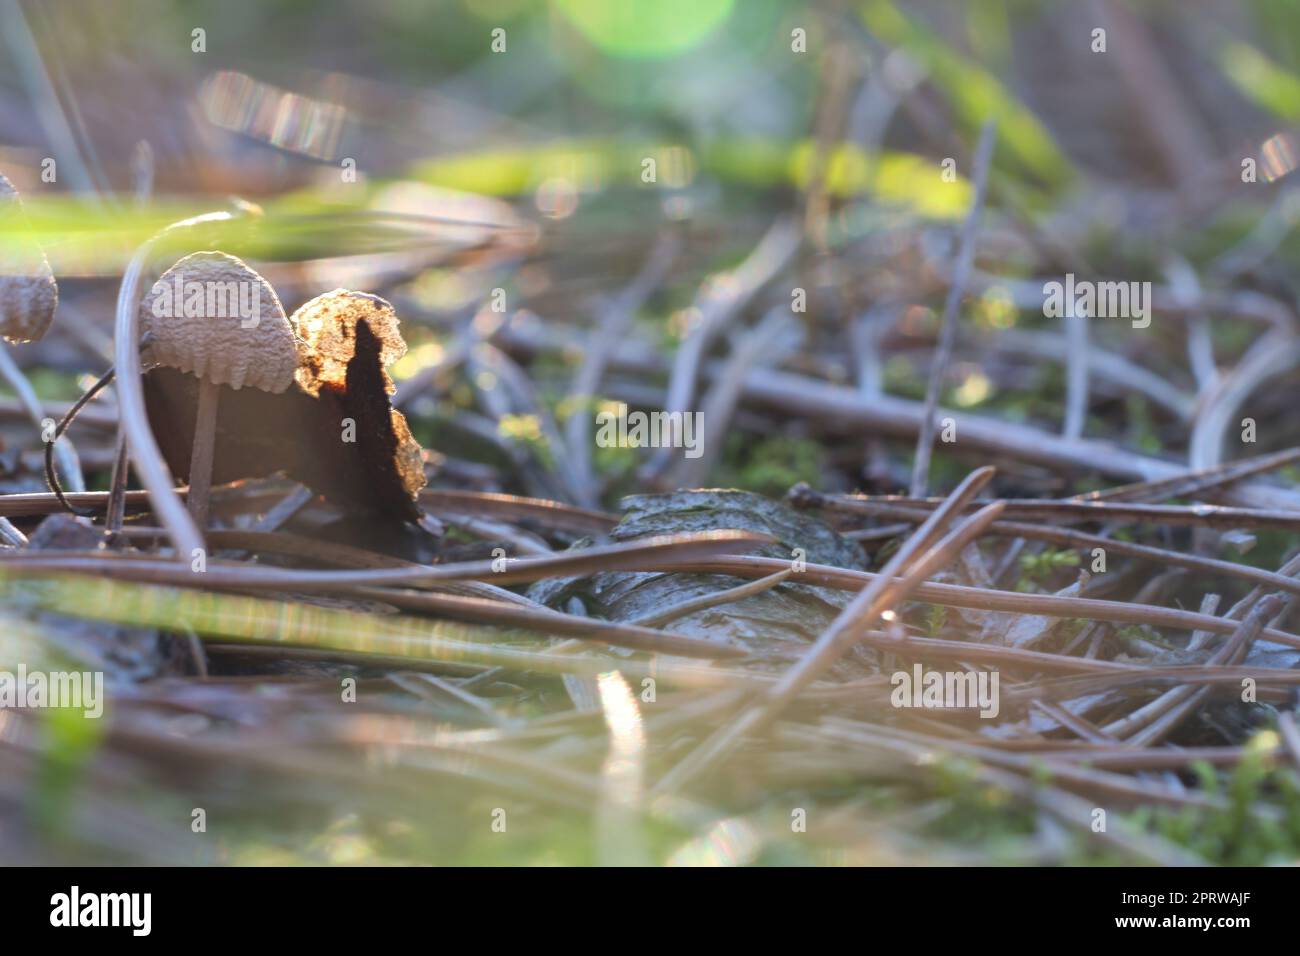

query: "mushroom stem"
xmin=186 ymin=378 xmax=220 ymax=533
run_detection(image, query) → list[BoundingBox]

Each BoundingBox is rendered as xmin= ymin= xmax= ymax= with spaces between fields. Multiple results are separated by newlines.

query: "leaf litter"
xmin=4 ymin=5 xmax=1300 ymax=868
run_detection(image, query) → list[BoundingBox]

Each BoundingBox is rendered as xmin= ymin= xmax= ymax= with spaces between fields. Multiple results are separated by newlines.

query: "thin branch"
xmin=800 ymin=491 xmax=1300 ymax=598
xmin=641 ymin=216 xmax=800 ymax=484
xmin=806 ymin=489 xmax=1300 ymax=532
xmin=911 ymin=120 xmax=996 ymax=497
xmin=666 ymin=554 xmax=1300 ymax=651
xmin=626 ymin=569 xmax=793 ymax=628
xmin=566 ymin=231 xmax=678 ymax=504
xmin=0 ymin=344 xmax=84 ymax=495
xmin=1062 ymin=307 xmax=1088 ymax=440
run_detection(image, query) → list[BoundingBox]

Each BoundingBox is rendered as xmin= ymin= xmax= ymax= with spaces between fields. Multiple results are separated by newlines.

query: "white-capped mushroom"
xmin=140 ymin=251 xmax=295 ymax=531
xmin=0 ymin=172 xmax=58 ymax=344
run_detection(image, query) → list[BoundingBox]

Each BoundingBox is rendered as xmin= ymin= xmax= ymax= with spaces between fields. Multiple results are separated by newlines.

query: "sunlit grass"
xmin=859 ymin=0 xmax=1073 ymax=190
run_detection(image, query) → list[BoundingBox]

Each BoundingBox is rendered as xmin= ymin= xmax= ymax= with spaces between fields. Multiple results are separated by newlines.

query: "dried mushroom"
xmin=0 ymin=171 xmax=58 ymax=344
xmin=142 ymin=286 xmax=427 ymax=523
xmin=290 ymin=289 xmax=426 ymax=513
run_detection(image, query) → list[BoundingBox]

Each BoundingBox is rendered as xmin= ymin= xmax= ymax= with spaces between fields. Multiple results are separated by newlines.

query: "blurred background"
xmin=4 ymin=0 xmax=1300 ymax=499
xmin=4 ymin=0 xmax=1300 ymax=867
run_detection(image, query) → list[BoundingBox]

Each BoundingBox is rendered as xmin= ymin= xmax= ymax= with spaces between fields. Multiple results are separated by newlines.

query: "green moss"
xmin=711 ymin=433 xmax=824 ymax=497
xmin=1128 ymin=736 xmax=1300 ymax=865
xmin=1019 ymin=547 xmax=1080 ymax=580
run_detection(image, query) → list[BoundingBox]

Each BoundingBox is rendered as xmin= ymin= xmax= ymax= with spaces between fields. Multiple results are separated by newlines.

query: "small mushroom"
xmin=0 ymin=171 xmax=58 ymax=344
xmin=291 ymin=288 xmax=406 ymax=396
xmin=140 ymin=251 xmax=295 ymax=531
xmin=291 ymin=289 xmax=426 ymax=510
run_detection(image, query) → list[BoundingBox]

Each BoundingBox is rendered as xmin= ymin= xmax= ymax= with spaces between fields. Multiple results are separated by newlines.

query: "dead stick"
xmin=809 ymin=495 xmax=1300 ymax=598
xmin=911 ymin=120 xmax=996 ymax=497
xmin=806 ymin=490 xmax=1300 ymax=531
xmin=666 ymin=554 xmax=1300 ymax=650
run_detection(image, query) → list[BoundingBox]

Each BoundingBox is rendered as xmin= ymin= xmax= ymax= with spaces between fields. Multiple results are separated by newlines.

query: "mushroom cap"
xmin=140 ymin=251 xmax=296 ymax=392
xmin=290 ymin=289 xmax=406 ymax=396
xmin=0 ymin=172 xmax=58 ymax=344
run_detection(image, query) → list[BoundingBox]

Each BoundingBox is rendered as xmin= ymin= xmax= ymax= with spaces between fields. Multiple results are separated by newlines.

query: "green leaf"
xmin=1218 ymin=41 xmax=1300 ymax=122
xmin=859 ymin=0 xmax=1072 ymax=189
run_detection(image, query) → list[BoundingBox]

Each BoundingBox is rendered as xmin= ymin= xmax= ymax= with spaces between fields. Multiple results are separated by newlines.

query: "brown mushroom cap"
xmin=289 ymin=289 xmax=426 ymax=508
xmin=290 ymin=289 xmax=406 ymax=396
xmin=0 ymin=172 xmax=58 ymax=344
xmin=140 ymin=251 xmax=296 ymax=393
